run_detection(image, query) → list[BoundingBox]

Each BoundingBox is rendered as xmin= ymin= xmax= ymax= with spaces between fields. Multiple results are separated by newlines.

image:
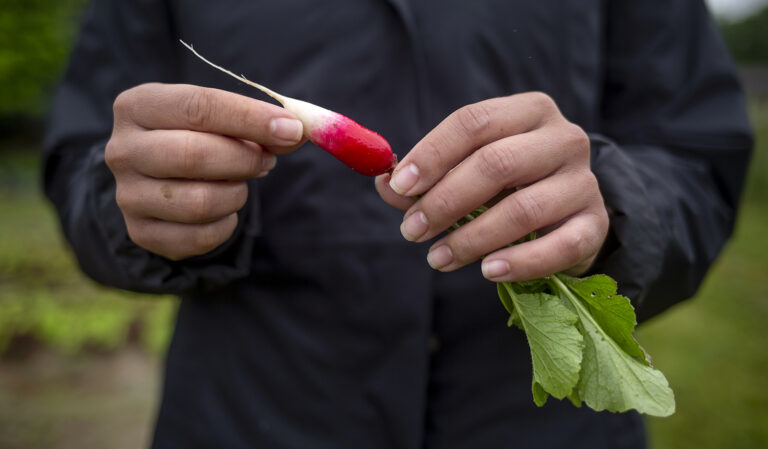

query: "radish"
xmin=181 ymin=41 xmax=396 ymax=176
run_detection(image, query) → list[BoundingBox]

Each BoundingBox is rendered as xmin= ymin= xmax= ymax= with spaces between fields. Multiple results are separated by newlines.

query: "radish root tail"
xmin=179 ymin=40 xmax=285 ymax=105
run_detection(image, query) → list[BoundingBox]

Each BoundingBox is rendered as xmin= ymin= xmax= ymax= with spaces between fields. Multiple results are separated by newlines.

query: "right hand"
xmin=106 ymin=83 xmax=305 ymax=260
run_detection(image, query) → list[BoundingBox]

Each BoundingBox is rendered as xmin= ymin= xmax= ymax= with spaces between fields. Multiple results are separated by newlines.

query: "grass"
xmin=638 ymin=98 xmax=768 ymax=449
xmin=0 ymin=98 xmax=767 ymax=448
xmin=639 ymin=199 xmax=768 ymax=449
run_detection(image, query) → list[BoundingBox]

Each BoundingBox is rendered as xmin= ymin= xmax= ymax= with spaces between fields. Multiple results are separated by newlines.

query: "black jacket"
xmin=44 ymin=1 xmax=752 ymax=448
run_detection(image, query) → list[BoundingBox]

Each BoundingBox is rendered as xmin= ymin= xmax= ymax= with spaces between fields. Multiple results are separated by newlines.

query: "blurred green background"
xmin=1 ymin=2 xmax=767 ymax=449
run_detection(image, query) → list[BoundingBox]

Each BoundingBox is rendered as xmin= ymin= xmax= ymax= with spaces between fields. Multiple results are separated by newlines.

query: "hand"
xmin=376 ymin=92 xmax=609 ymax=282
xmin=106 ymin=83 xmax=305 ymax=260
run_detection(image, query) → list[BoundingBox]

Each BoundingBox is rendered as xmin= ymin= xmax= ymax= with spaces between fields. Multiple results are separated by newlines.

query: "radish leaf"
xmin=494 ymin=272 xmax=675 ymax=416
xmin=542 ymin=274 xmax=675 ymax=416
xmin=557 ymin=274 xmax=650 ymax=364
xmin=498 ymin=283 xmax=584 ymax=401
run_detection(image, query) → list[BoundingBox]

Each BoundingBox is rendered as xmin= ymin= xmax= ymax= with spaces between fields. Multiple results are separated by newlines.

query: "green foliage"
xmin=719 ymin=6 xmax=768 ymax=65
xmin=0 ymin=150 xmax=177 ymax=357
xmin=498 ymin=275 xmax=675 ymax=416
xmin=498 ymin=285 xmax=583 ymax=402
xmin=0 ymin=0 xmax=88 ymax=117
xmin=0 ymin=288 xmax=176 ymax=355
xmin=560 ymin=275 xmax=674 ymax=416
xmin=565 ymin=275 xmax=647 ymax=361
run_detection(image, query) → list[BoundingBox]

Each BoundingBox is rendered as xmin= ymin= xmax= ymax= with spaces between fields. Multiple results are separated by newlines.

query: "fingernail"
xmin=390 ymin=164 xmax=419 ymax=195
xmin=400 ymin=211 xmax=428 ymax=241
xmin=269 ymin=118 xmax=303 ymax=143
xmin=482 ymin=260 xmax=510 ymax=279
xmin=427 ymin=245 xmax=453 ymax=269
xmin=262 ymin=153 xmax=277 ymax=171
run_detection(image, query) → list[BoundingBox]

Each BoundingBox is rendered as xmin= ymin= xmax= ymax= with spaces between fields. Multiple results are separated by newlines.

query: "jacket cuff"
xmin=586 ymin=133 xmax=665 ymax=313
xmin=88 ymin=143 xmax=259 ymax=295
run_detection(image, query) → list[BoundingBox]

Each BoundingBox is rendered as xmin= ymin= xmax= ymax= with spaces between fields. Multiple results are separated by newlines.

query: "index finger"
xmin=388 ymin=92 xmax=558 ymax=197
xmin=115 ymin=83 xmax=304 ymax=148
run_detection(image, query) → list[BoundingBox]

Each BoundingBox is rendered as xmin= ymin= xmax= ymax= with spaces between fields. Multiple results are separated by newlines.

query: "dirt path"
xmin=0 ymin=348 xmax=161 ymax=449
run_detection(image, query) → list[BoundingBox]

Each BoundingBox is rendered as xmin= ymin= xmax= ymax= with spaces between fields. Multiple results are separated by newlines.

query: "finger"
xmin=400 ymin=126 xmax=584 ymax=242
xmin=478 ymin=212 xmax=608 ymax=282
xmin=114 ymin=83 xmax=304 ymax=148
xmin=388 ymin=92 xmax=559 ymax=197
xmin=375 ymin=173 xmax=416 ymax=211
xmin=423 ymin=170 xmax=600 ymax=271
xmin=126 ymin=130 xmax=276 ymax=180
xmin=125 ymin=213 xmax=239 ymax=261
xmin=116 ymin=178 xmax=248 ymax=224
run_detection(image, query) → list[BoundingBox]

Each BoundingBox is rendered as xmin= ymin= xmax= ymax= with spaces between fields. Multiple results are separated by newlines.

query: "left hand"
xmin=375 ymin=92 xmax=609 ymax=282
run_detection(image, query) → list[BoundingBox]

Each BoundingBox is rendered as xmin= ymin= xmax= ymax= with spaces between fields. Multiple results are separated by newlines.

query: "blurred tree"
xmin=0 ymin=0 xmax=87 ymax=121
xmin=720 ymin=5 xmax=768 ymax=65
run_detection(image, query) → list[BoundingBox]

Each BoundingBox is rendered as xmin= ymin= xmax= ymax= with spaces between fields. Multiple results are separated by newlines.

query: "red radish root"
xmin=181 ymin=41 xmax=396 ymax=176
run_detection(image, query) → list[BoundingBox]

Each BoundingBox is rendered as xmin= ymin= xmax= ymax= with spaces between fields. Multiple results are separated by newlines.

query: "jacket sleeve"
xmin=587 ymin=0 xmax=753 ymax=321
xmin=43 ymin=0 xmax=260 ymax=295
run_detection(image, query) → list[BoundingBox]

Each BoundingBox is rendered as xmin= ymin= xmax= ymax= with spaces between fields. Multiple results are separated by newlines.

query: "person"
xmin=44 ymin=1 xmax=752 ymax=448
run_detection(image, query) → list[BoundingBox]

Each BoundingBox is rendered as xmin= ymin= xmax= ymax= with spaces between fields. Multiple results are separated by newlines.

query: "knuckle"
xmin=233 ymin=182 xmax=249 ymax=209
xmin=506 ymin=191 xmax=545 ymax=231
xmin=194 ymin=217 xmax=234 ymax=253
xmin=183 ymin=87 xmax=214 ymax=128
xmin=112 ymin=89 xmax=138 ymax=118
xmin=421 ymin=138 xmax=446 ymax=169
xmin=125 ymin=219 xmax=155 ymax=252
xmin=450 ymin=229 xmax=483 ymax=265
xmin=576 ymin=170 xmax=605 ymax=210
xmin=188 ymin=184 xmax=215 ymax=222
xmin=477 ymin=142 xmax=517 ymax=182
xmin=247 ymin=149 xmax=264 ymax=176
xmin=526 ymin=91 xmax=556 ymax=112
xmin=453 ymin=102 xmax=492 ymax=138
xmin=114 ymin=184 xmax=134 ymax=211
xmin=104 ymin=139 xmax=127 ymax=172
xmin=560 ymin=123 xmax=590 ymax=152
xmin=193 ymin=227 xmax=219 ymax=253
xmin=574 ymin=169 xmax=598 ymax=192
xmin=591 ymin=207 xmax=610 ymax=238
xmin=427 ymin=190 xmax=456 ymax=224
xmin=179 ymin=133 xmax=205 ymax=174
xmin=411 ymin=137 xmax=446 ymax=177
xmin=238 ymin=101 xmax=266 ymax=131
xmin=560 ymin=230 xmax=591 ymax=264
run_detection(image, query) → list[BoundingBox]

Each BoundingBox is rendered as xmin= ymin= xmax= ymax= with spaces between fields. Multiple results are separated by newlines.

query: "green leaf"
xmin=532 ymin=381 xmax=550 ymax=407
xmin=551 ymin=276 xmax=676 ymax=417
xmin=558 ymin=274 xmax=648 ymax=363
xmin=567 ymin=388 xmax=582 ymax=408
xmin=496 ymin=282 xmax=515 ymax=315
xmin=497 ymin=283 xmax=523 ymax=329
xmin=507 ymin=310 xmax=522 ymax=329
xmin=508 ymin=278 xmax=549 ymax=295
xmin=500 ymin=283 xmax=583 ymax=400
xmin=576 ymin=312 xmax=676 ymax=416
